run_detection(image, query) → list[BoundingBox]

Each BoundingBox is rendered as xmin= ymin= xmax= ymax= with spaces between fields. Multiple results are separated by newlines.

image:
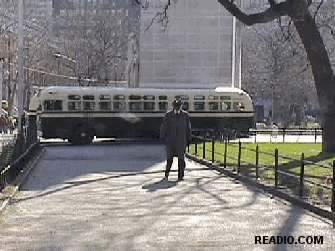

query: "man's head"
xmin=172 ymin=99 xmax=183 ymax=112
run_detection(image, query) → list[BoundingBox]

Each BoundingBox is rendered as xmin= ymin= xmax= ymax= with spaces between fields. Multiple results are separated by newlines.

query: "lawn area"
xmin=188 ymin=142 xmax=334 ymax=203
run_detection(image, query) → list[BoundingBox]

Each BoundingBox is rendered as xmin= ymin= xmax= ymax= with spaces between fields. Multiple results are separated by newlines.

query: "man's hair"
xmin=172 ymin=99 xmax=183 ymax=107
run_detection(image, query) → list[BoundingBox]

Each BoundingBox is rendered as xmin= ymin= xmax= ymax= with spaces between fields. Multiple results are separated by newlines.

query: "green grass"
xmin=188 ymin=142 xmax=334 ymax=205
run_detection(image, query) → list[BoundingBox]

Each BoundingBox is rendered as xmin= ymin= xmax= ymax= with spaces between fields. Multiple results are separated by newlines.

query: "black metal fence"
xmin=0 ymin=115 xmax=39 ymax=191
xmin=187 ymin=131 xmax=335 ymax=216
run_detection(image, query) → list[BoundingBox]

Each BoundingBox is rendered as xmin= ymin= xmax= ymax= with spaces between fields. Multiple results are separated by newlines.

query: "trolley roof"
xmin=39 ymin=86 xmax=249 ymax=96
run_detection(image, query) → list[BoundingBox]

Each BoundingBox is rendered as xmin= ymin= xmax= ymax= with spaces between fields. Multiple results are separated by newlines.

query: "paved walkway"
xmin=0 ymin=143 xmax=334 ymax=250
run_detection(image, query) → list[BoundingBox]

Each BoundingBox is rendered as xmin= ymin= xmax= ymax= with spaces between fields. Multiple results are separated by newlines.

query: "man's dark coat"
xmin=160 ymin=110 xmax=191 ymax=159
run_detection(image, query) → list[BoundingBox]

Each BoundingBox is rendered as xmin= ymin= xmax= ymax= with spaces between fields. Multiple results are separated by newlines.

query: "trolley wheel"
xmin=72 ymin=125 xmax=94 ymax=145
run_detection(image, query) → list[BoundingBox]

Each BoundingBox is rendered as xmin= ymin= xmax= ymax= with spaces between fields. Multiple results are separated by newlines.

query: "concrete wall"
xmin=140 ymin=0 xmax=240 ymax=88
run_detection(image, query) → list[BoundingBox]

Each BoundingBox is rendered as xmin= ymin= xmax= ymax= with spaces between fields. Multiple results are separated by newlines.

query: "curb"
xmin=185 ymin=152 xmax=335 ymax=222
xmin=0 ymin=147 xmax=46 ymax=213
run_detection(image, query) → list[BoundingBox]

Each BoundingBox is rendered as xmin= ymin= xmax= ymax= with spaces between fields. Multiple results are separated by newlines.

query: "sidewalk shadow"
xmin=142 ymin=178 xmax=177 ymax=192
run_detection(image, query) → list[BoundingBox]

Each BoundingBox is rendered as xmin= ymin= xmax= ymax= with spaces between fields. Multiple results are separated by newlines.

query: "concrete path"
xmin=0 ymin=143 xmax=334 ymax=250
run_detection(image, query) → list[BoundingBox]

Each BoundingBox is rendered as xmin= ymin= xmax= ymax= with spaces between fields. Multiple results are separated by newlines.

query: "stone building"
xmin=140 ymin=0 xmax=242 ymax=88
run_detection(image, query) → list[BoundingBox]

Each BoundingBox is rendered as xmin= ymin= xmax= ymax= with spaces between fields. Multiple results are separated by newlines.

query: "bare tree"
xmin=219 ymin=0 xmax=335 ymax=152
xmin=242 ymin=19 xmax=318 ymax=126
xmin=53 ymin=3 xmax=135 ymax=85
xmin=0 ymin=0 xmax=54 ymax=114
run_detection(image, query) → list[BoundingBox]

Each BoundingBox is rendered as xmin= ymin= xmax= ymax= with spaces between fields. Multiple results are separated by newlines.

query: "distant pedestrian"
xmin=0 ymin=115 xmax=7 ymax=134
xmin=160 ymin=99 xmax=191 ymax=181
xmin=4 ymin=115 xmax=10 ymax=134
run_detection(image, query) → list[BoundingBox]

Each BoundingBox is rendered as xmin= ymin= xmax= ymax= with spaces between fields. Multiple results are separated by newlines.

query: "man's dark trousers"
xmin=165 ymin=155 xmax=185 ymax=180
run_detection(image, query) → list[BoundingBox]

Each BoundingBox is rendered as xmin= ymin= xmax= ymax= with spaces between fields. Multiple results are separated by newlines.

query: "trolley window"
xmin=182 ymin=102 xmax=189 ymax=111
xmin=113 ymin=101 xmax=126 ymax=111
xmin=99 ymin=101 xmax=112 ymax=110
xmin=129 ymin=102 xmax=142 ymax=111
xmin=114 ymin=94 xmax=125 ymax=100
xmin=68 ymin=101 xmax=81 ymax=111
xmin=43 ymin=100 xmax=63 ymax=111
xmin=194 ymin=102 xmax=205 ymax=110
xmin=68 ymin=95 xmax=81 ymax=100
xmin=220 ymin=102 xmax=231 ymax=111
xmin=208 ymin=102 xmax=219 ymax=111
xmin=194 ymin=95 xmax=205 ymax=100
xmin=220 ymin=96 xmax=231 ymax=100
xmin=159 ymin=95 xmax=167 ymax=100
xmin=143 ymin=95 xmax=155 ymax=100
xmin=233 ymin=102 xmax=245 ymax=111
xmin=159 ymin=102 xmax=168 ymax=111
xmin=175 ymin=95 xmax=189 ymax=100
xmin=208 ymin=95 xmax=219 ymax=100
xmin=83 ymin=95 xmax=95 ymax=100
xmin=129 ymin=95 xmax=141 ymax=100
xmin=99 ymin=94 xmax=111 ymax=100
xmin=143 ymin=102 xmax=155 ymax=110
xmin=43 ymin=100 xmax=53 ymax=110
xmin=83 ymin=101 xmax=95 ymax=111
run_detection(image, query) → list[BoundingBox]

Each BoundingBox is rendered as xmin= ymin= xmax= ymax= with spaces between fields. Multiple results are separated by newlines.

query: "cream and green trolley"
xmin=29 ymin=86 xmax=254 ymax=144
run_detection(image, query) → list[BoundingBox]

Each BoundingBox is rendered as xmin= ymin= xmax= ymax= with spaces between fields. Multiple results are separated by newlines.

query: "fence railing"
xmin=190 ymin=127 xmax=324 ymax=143
xmin=0 ymin=115 xmax=39 ymax=191
xmin=250 ymin=128 xmax=323 ymax=143
xmin=187 ymin=133 xmax=335 ymax=215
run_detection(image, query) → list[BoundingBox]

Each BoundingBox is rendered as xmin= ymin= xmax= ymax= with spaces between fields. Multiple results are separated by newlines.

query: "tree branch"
xmin=313 ymin=0 xmax=324 ymax=21
xmin=217 ymin=0 xmax=293 ymax=26
xmin=322 ymin=24 xmax=335 ymax=41
xmin=144 ymin=1 xmax=171 ymax=32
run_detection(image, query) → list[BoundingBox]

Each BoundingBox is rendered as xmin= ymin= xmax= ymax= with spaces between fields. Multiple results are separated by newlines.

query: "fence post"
xmin=299 ymin=153 xmax=305 ymax=198
xmin=203 ymin=136 xmax=206 ymax=159
xmin=315 ymin=128 xmax=317 ymax=143
xmin=212 ymin=138 xmax=215 ymax=163
xmin=195 ymin=139 xmax=198 ymax=156
xmin=275 ymin=148 xmax=279 ymax=188
xmin=0 ymin=168 xmax=4 ymax=191
xmin=256 ymin=144 xmax=259 ymax=180
xmin=238 ymin=141 xmax=241 ymax=174
xmin=224 ymin=138 xmax=227 ymax=168
xmin=332 ymin=161 xmax=335 ymax=214
xmin=1 ymin=141 xmax=3 ymax=164
xmin=283 ymin=127 xmax=286 ymax=143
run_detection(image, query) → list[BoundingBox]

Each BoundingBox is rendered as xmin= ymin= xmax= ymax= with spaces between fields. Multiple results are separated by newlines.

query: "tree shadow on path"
xmin=142 ymin=178 xmax=178 ymax=192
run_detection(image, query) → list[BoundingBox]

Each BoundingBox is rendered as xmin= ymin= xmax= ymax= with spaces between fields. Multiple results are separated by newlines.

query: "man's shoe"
xmin=177 ymin=177 xmax=184 ymax=182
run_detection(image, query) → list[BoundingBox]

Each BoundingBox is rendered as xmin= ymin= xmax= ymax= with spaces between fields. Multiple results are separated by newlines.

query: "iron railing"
xmin=0 ymin=115 xmax=39 ymax=191
xmin=187 ymin=131 xmax=335 ymax=217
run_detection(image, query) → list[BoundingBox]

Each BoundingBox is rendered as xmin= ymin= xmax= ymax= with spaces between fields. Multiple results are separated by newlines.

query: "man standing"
xmin=160 ymin=99 xmax=191 ymax=181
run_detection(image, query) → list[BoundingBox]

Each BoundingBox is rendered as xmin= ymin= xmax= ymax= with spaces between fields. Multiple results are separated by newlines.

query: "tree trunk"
xmin=216 ymin=0 xmax=335 ymax=151
xmin=7 ymin=83 xmax=17 ymax=116
xmin=292 ymin=11 xmax=335 ymax=152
